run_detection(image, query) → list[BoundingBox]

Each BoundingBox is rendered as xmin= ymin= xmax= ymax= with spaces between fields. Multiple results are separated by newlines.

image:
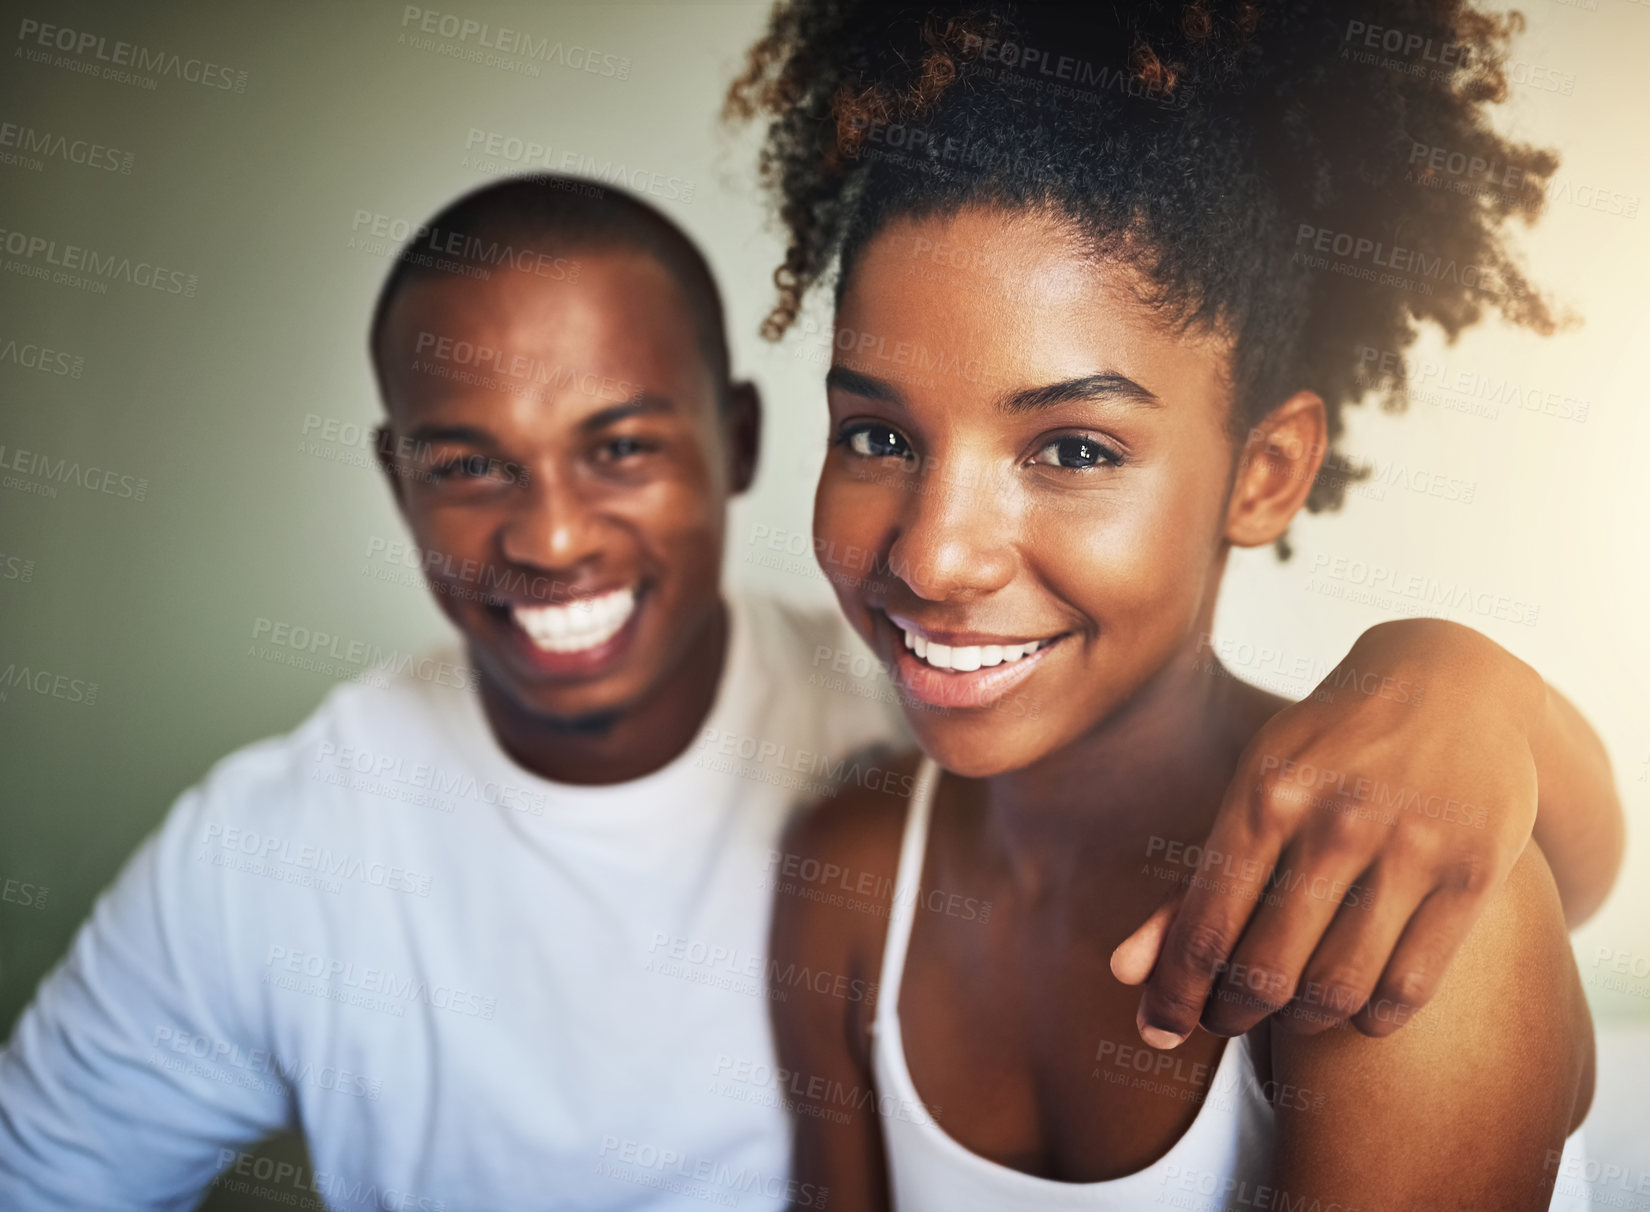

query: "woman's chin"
xmin=909 ymin=723 xmax=1040 ymax=781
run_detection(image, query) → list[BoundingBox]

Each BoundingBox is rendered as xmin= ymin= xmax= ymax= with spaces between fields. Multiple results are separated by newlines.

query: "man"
xmin=0 ymin=176 xmax=901 ymax=1210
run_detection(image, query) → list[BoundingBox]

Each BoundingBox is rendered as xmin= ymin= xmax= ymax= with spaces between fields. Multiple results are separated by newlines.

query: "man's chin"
xmin=487 ymin=672 xmax=647 ymax=733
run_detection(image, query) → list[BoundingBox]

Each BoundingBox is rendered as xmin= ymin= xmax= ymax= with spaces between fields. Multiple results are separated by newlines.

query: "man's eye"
xmin=599 ymin=436 xmax=653 ymax=461
xmin=1027 ymin=435 xmax=1120 ymax=471
xmin=428 ymin=454 xmax=516 ymax=484
xmin=837 ymin=423 xmax=912 ymax=460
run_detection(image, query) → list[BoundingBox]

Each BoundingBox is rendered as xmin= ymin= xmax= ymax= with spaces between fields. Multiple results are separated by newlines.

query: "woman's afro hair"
xmin=725 ymin=0 xmax=1566 ymax=516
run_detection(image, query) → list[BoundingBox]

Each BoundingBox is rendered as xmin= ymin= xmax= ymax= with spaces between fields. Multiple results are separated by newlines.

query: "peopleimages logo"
xmin=1294 ymin=223 xmax=1508 ymax=296
xmin=0 ymin=337 xmax=85 ymax=377
xmin=0 ymin=661 xmax=98 ymax=706
xmin=263 ymin=945 xmax=497 ymax=1021
xmin=0 ymin=444 xmax=149 ymax=502
xmin=398 ymin=7 xmax=631 ymax=80
xmin=14 ymin=17 xmax=249 ymax=92
xmin=1306 ymin=553 xmax=1539 ymax=626
xmin=0 ymin=225 xmax=197 ymax=295
xmin=595 ymin=1137 xmax=826 ymax=1208
xmin=0 ymin=120 xmax=134 ymax=173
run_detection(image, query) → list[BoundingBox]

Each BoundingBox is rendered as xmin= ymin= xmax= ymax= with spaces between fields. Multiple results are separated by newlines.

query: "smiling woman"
xmin=816 ymin=206 xmax=1257 ymax=767
xmin=729 ymin=1 xmax=1604 ymax=1209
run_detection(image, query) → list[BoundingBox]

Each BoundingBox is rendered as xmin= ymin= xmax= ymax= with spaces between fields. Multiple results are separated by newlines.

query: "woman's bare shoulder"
xmin=768 ymin=747 xmax=927 ymax=1054
xmin=1264 ymin=840 xmax=1594 ymax=1209
xmin=778 ymin=745 xmax=927 ymax=917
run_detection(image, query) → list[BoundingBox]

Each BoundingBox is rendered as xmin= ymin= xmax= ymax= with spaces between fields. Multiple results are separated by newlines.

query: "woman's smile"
xmin=879 ymin=607 xmax=1073 ymax=709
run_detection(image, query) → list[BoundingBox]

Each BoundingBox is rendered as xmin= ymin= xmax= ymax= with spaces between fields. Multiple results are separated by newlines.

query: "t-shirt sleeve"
xmin=0 ymin=762 xmax=294 ymax=1211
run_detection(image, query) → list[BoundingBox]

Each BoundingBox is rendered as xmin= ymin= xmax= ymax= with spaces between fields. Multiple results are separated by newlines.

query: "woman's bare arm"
xmin=1264 ymin=839 xmax=1594 ymax=1210
xmin=1527 ymin=679 xmax=1624 ymax=927
xmin=767 ymin=785 xmax=908 ymax=1211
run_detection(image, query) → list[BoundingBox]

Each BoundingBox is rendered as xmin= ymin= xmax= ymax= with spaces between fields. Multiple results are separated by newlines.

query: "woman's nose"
xmin=886 ymin=458 xmax=1018 ymax=602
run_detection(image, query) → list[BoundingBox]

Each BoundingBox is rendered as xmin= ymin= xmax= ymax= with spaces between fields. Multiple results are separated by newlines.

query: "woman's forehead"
xmin=837 ymin=208 xmax=1233 ymax=410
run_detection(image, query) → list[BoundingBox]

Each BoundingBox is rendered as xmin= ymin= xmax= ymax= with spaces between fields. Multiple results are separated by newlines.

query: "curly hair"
xmin=725 ymin=0 xmax=1565 ymax=519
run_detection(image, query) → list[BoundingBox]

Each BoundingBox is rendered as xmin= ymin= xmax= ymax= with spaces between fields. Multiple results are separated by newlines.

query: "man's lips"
xmin=510 ymin=585 xmax=636 ymax=653
xmin=489 ymin=583 xmax=646 ymax=677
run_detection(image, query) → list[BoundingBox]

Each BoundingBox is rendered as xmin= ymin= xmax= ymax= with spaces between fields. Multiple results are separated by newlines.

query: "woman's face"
xmin=815 ymin=205 xmax=1244 ymax=778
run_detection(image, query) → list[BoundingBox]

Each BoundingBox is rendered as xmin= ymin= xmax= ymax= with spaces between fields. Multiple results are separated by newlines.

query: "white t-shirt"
xmin=0 ymin=591 xmax=908 ymax=1212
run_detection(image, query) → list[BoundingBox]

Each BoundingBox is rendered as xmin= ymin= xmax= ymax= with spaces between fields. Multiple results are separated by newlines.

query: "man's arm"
xmin=0 ymin=775 xmax=292 ymax=1211
xmin=1116 ymin=618 xmax=1625 ymax=1047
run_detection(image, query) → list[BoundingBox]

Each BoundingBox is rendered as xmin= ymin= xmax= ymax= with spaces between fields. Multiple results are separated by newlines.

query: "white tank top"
xmin=869 ymin=757 xmax=1594 ymax=1211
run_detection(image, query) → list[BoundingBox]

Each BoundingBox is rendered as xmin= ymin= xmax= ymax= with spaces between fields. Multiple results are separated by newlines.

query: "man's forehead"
xmin=392 ymin=258 xmax=699 ymax=356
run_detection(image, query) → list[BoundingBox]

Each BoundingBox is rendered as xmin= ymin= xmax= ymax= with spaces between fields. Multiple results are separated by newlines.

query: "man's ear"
xmin=724 ymin=380 xmax=762 ymax=496
xmin=1224 ymin=390 xmax=1327 ymax=548
xmin=373 ymin=423 xmax=410 ymax=514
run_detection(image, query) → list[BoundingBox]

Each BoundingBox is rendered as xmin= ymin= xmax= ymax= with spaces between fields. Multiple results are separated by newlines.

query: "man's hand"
xmin=1112 ymin=619 xmax=1553 ymax=1048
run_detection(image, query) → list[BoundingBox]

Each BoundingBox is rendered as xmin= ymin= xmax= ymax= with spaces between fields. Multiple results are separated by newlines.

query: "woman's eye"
xmin=1028 ymin=435 xmax=1119 ymax=471
xmin=838 ymin=423 xmax=913 ymax=460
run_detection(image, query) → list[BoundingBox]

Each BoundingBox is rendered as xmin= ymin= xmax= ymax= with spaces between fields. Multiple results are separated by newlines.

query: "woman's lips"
xmin=882 ymin=611 xmax=1062 ymax=711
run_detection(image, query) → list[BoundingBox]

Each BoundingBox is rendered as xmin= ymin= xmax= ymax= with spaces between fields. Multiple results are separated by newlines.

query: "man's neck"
xmin=476 ymin=598 xmax=730 ymax=786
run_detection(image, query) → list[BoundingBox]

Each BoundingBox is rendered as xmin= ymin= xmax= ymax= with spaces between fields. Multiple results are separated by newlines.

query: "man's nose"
xmin=499 ymin=465 xmax=610 ymax=572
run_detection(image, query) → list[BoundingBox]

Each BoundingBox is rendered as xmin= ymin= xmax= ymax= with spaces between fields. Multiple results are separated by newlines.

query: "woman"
xmin=729 ymin=1 xmax=1607 ymax=1207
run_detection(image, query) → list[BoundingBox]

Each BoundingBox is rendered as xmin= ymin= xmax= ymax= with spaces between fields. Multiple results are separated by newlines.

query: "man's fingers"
xmin=1351 ymin=886 xmax=1482 ymax=1037
xmin=1274 ymin=863 xmax=1427 ymax=1036
xmin=1199 ymin=845 xmax=1373 ymax=1038
xmin=1135 ymin=812 xmax=1284 ymax=1049
xmin=1111 ymin=887 xmax=1183 ymax=986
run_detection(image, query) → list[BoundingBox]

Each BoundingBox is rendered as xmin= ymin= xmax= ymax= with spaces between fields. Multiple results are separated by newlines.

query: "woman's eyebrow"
xmin=997 ymin=373 xmax=1162 ymax=414
xmin=825 ymin=365 xmax=903 ymax=405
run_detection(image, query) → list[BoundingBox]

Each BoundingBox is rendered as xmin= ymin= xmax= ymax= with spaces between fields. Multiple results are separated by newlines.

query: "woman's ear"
xmin=724 ymin=380 xmax=762 ymax=496
xmin=1224 ymin=390 xmax=1328 ymax=548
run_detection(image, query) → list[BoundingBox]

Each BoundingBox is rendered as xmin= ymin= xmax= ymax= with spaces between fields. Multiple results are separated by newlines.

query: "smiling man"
xmin=0 ymin=177 xmax=905 ymax=1211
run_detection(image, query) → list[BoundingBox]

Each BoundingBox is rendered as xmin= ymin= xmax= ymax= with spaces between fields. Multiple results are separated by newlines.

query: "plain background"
xmin=2 ymin=1 xmax=1647 ymax=1207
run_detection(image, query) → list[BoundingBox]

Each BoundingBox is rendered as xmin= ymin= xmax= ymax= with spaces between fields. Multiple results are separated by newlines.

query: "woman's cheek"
xmin=811 ymin=469 xmax=862 ymax=568
xmin=1041 ymin=482 xmax=1198 ymax=636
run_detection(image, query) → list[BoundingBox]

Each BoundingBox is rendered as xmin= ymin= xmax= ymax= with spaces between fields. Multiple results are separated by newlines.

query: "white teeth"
xmin=512 ymin=587 xmax=636 ymax=653
xmin=900 ymin=628 xmax=1052 ymax=673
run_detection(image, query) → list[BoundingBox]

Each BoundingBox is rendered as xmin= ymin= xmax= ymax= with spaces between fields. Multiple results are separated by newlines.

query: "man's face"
xmin=375 ymin=252 xmax=748 ymax=724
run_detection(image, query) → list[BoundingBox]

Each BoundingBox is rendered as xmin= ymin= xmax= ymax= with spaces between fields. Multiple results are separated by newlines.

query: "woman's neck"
xmin=977 ymin=648 xmax=1266 ymax=903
